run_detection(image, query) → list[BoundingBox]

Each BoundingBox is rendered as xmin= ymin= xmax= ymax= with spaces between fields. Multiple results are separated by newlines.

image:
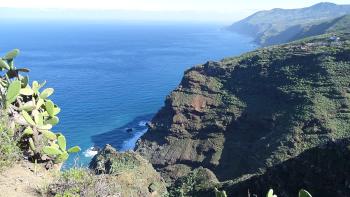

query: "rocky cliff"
xmin=136 ymin=32 xmax=350 ymax=195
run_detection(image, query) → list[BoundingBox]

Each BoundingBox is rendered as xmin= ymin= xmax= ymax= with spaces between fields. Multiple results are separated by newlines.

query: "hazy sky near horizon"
xmin=0 ymin=0 xmax=350 ymax=22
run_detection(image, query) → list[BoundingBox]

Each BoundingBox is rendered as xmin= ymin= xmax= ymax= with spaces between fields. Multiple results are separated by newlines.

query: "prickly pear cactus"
xmin=214 ymin=188 xmax=227 ymax=197
xmin=299 ymin=189 xmax=312 ymax=197
xmin=266 ymin=189 xmax=277 ymax=197
xmin=265 ymin=188 xmax=312 ymax=197
xmin=42 ymin=134 xmax=81 ymax=164
xmin=0 ymin=49 xmax=80 ymax=166
xmin=6 ymin=80 xmax=21 ymax=106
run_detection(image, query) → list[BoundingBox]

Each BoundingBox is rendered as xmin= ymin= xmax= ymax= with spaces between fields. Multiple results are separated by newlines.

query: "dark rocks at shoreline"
xmin=126 ymin=128 xmax=133 ymax=133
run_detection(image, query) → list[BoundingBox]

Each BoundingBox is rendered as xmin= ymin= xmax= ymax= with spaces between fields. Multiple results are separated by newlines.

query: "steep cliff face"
xmin=136 ymin=33 xmax=350 ymax=183
xmin=136 ymin=60 xmax=235 ymax=177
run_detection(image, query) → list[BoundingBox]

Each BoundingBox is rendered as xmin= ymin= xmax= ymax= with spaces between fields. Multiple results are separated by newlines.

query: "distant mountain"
xmin=282 ymin=14 xmax=350 ymax=43
xmin=228 ymin=2 xmax=350 ymax=45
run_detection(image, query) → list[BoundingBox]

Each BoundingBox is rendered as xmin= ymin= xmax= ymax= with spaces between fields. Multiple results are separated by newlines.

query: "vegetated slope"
xmin=46 ymin=145 xmax=168 ymax=196
xmin=218 ymin=138 xmax=350 ymax=197
xmin=228 ymin=2 xmax=350 ymax=45
xmin=136 ymin=32 xmax=350 ymax=194
xmin=267 ymin=14 xmax=350 ymax=45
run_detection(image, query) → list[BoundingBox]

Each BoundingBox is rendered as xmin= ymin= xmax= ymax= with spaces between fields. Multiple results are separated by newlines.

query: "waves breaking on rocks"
xmin=86 ymin=119 xmax=150 ymax=158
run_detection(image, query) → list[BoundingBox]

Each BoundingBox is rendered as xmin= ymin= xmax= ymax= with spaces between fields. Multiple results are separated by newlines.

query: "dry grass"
xmin=0 ymin=113 xmax=20 ymax=171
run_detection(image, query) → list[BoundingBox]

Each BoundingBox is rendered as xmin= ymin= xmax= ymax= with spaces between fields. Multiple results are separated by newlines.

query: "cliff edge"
xmin=136 ymin=32 xmax=350 ymax=195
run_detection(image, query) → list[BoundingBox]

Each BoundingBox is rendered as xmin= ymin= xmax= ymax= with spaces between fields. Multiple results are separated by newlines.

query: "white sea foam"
xmin=138 ymin=120 xmax=149 ymax=127
xmin=121 ymin=128 xmax=148 ymax=151
xmin=84 ymin=147 xmax=98 ymax=158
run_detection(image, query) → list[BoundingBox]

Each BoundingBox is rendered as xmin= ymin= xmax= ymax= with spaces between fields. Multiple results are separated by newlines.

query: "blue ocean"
xmin=0 ymin=21 xmax=255 ymax=166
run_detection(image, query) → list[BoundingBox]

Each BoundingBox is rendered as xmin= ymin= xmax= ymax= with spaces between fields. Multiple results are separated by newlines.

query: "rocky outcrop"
xmin=136 ymin=32 xmax=350 ymax=193
xmin=90 ymin=144 xmax=168 ymax=197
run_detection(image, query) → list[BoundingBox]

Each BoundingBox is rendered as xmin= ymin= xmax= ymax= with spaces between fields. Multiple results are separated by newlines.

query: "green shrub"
xmin=46 ymin=168 xmax=119 ymax=197
xmin=0 ymin=112 xmax=20 ymax=170
xmin=266 ymin=188 xmax=312 ymax=197
xmin=46 ymin=168 xmax=93 ymax=197
xmin=61 ymin=168 xmax=92 ymax=184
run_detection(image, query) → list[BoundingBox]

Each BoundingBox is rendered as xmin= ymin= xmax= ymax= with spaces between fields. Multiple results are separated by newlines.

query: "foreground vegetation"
xmin=43 ymin=168 xmax=120 ymax=197
xmin=0 ymin=49 xmax=80 ymax=170
xmin=0 ymin=49 xmax=169 ymax=197
xmin=1 ymin=12 xmax=350 ymax=197
xmin=0 ymin=112 xmax=20 ymax=171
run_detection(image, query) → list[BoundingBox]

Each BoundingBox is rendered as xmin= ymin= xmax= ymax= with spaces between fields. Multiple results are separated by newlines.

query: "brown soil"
xmin=191 ymin=95 xmax=206 ymax=112
xmin=0 ymin=161 xmax=56 ymax=197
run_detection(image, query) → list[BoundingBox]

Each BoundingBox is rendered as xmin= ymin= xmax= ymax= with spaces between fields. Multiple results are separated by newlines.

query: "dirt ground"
xmin=0 ymin=161 xmax=56 ymax=197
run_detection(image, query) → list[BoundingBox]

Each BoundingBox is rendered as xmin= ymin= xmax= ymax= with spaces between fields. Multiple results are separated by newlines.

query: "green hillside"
xmin=228 ymin=2 xmax=350 ymax=45
xmin=2 ymin=3 xmax=350 ymax=197
xmin=136 ymin=32 xmax=350 ymax=196
xmin=267 ymin=14 xmax=350 ymax=44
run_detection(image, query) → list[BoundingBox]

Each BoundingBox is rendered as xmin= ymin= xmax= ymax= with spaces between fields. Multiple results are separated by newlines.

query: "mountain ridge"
xmin=228 ymin=2 xmax=350 ymax=45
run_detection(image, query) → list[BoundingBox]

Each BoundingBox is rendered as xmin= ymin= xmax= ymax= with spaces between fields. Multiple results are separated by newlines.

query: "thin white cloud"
xmin=0 ymin=0 xmax=348 ymax=11
xmin=0 ymin=0 xmax=348 ymax=22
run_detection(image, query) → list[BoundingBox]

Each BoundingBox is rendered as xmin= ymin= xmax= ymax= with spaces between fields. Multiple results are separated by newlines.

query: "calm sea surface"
xmin=0 ymin=21 xmax=255 ymax=166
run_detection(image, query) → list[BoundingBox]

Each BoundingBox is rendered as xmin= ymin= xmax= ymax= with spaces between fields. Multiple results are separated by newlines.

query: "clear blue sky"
xmin=0 ymin=0 xmax=349 ymax=22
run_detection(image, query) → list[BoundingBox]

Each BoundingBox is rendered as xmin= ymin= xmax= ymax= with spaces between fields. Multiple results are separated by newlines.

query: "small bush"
xmin=46 ymin=168 xmax=119 ymax=197
xmin=0 ymin=113 xmax=20 ymax=171
xmin=60 ymin=168 xmax=91 ymax=183
xmin=47 ymin=168 xmax=93 ymax=196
